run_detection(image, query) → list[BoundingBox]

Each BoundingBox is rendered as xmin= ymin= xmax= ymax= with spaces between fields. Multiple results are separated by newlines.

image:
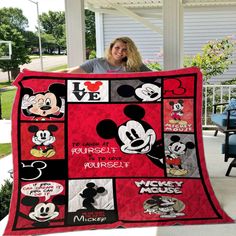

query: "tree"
xmin=0 ymin=24 xmax=30 ymax=81
xmin=0 ymin=7 xmax=28 ymax=32
xmin=85 ymin=9 xmax=96 ymax=51
xmin=24 ymin=30 xmax=39 ymax=53
xmin=39 ymin=11 xmax=66 ymax=54
xmin=0 ymin=7 xmax=31 ymax=81
xmin=185 ymin=37 xmax=235 ymax=82
xmin=41 ymin=33 xmax=57 ymax=54
xmin=39 ymin=10 xmax=96 ymax=56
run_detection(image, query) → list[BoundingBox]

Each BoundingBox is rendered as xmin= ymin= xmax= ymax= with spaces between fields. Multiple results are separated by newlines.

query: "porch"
xmin=203 ymin=84 xmax=236 ymax=128
xmin=65 ymin=0 xmax=236 ymax=79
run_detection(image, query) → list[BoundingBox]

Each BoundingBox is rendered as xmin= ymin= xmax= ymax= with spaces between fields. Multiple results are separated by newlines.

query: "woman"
xmin=68 ymin=37 xmax=151 ymax=73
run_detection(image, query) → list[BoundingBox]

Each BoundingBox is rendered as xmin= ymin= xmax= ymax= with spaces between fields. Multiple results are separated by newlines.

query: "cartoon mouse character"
xmin=96 ymin=105 xmax=164 ymax=169
xmin=19 ymin=194 xmax=66 ymax=227
xmin=28 ymin=125 xmax=58 ymax=158
xmin=165 ymin=135 xmax=195 ymax=176
xmin=80 ymin=182 xmax=106 ymax=210
xmin=144 ymin=196 xmax=185 ymax=218
xmin=21 ymin=83 xmax=66 ymax=120
xmin=169 ymin=100 xmax=187 ymax=125
xmin=117 ymin=79 xmax=161 ymax=102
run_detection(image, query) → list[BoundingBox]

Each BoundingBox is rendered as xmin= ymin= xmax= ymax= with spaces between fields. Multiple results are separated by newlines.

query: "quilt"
xmin=4 ymin=67 xmax=233 ymax=235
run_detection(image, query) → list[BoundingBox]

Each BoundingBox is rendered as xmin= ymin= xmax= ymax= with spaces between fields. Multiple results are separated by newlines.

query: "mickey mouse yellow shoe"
xmin=170 ymin=168 xmax=188 ymax=176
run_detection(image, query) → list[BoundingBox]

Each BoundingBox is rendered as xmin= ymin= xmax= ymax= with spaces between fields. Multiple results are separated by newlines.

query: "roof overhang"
xmin=85 ymin=0 xmax=236 ymax=11
xmin=84 ymin=0 xmax=236 ymax=34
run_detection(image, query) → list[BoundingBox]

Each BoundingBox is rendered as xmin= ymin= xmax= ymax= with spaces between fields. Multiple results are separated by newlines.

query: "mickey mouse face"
xmin=135 ymin=83 xmax=161 ymax=102
xmin=97 ymin=105 xmax=158 ymax=155
xmin=169 ymin=100 xmax=184 ymax=112
xmin=97 ymin=105 xmax=164 ymax=169
xmin=168 ymin=142 xmax=187 ymax=155
xmin=29 ymin=92 xmax=59 ymax=117
xmin=34 ymin=130 xmax=51 ymax=143
xmin=29 ymin=202 xmax=59 ymax=222
xmin=29 ymin=125 xmax=58 ymax=146
xmin=168 ymin=135 xmax=195 ymax=156
xmin=118 ymin=120 xmax=156 ymax=154
xmin=172 ymin=103 xmax=183 ymax=111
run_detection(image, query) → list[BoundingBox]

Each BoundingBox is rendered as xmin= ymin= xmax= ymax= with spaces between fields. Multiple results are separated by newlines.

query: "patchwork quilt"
xmin=4 ymin=67 xmax=233 ymax=235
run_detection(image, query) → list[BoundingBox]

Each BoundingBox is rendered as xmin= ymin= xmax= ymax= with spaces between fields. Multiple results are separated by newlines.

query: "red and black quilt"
xmin=4 ymin=67 xmax=233 ymax=235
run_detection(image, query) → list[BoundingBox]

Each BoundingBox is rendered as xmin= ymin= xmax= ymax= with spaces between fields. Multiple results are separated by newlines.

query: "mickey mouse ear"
xmin=124 ymin=105 xmax=145 ymax=120
xmin=86 ymin=182 xmax=96 ymax=188
xmin=117 ymin=85 xmax=135 ymax=98
xmin=97 ymin=187 xmax=105 ymax=193
xmin=96 ymin=119 xmax=118 ymax=139
xmin=47 ymin=125 xmax=58 ymax=132
xmin=32 ymin=161 xmax=47 ymax=169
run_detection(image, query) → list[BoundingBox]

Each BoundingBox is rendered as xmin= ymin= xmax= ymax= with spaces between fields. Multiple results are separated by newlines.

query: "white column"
xmin=65 ymin=0 xmax=86 ymax=67
xmin=95 ymin=12 xmax=105 ymax=57
xmin=163 ymin=0 xmax=183 ymax=70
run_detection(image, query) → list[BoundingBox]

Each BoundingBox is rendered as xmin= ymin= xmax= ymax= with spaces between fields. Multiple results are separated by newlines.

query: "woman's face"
xmin=111 ymin=40 xmax=128 ymax=62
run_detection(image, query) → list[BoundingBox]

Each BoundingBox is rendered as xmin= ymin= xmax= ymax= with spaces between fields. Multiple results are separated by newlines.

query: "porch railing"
xmin=202 ymin=84 xmax=236 ymax=128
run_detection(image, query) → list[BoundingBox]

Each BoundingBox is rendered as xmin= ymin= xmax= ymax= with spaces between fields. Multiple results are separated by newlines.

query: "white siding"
xmin=103 ymin=9 xmax=163 ymax=64
xmin=184 ymin=6 xmax=236 ymax=84
xmin=102 ymin=6 xmax=236 ymax=84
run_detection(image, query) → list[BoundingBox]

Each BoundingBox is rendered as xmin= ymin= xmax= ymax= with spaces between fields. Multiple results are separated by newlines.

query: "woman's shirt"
xmin=80 ymin=58 xmax=151 ymax=73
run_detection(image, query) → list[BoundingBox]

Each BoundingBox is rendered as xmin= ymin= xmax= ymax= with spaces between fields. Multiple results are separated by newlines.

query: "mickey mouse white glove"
xmin=21 ymin=94 xmax=36 ymax=109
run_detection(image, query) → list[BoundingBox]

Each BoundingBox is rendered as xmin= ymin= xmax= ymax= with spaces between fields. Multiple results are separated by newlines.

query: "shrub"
xmin=88 ymin=50 xmax=96 ymax=59
xmin=0 ymin=179 xmax=13 ymax=221
xmin=184 ymin=37 xmax=235 ymax=83
xmin=143 ymin=59 xmax=162 ymax=71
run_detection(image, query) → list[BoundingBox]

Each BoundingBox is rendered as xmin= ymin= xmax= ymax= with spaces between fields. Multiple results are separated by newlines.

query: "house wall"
xmin=102 ymin=9 xmax=163 ymax=64
xmin=184 ymin=6 xmax=236 ymax=83
xmin=101 ymin=6 xmax=236 ymax=84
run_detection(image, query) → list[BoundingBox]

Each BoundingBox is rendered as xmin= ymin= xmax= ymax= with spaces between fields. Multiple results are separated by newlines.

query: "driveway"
xmin=0 ymin=55 xmax=67 ymax=82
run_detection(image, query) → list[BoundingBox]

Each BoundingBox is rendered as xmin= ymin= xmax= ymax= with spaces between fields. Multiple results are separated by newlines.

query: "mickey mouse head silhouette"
xmin=84 ymin=81 xmax=103 ymax=92
xmin=21 ymin=161 xmax=47 ymax=181
xmin=80 ymin=182 xmax=106 ymax=210
xmin=96 ymin=105 xmax=164 ymax=169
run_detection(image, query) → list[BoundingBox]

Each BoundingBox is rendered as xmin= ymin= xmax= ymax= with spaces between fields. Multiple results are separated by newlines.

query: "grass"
xmin=46 ymin=64 xmax=68 ymax=72
xmin=0 ymin=89 xmax=16 ymax=119
xmin=29 ymin=55 xmax=40 ymax=60
xmin=0 ymin=82 xmax=12 ymax=89
xmin=0 ymin=143 xmax=12 ymax=159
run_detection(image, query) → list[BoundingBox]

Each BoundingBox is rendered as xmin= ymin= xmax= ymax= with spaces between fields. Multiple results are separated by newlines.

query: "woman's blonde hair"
xmin=105 ymin=37 xmax=143 ymax=72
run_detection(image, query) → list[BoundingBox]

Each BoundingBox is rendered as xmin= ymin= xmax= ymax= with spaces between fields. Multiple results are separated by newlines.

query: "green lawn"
xmin=46 ymin=64 xmax=68 ymax=72
xmin=0 ymin=89 xmax=16 ymax=119
xmin=0 ymin=143 xmax=12 ymax=159
xmin=0 ymin=82 xmax=12 ymax=89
